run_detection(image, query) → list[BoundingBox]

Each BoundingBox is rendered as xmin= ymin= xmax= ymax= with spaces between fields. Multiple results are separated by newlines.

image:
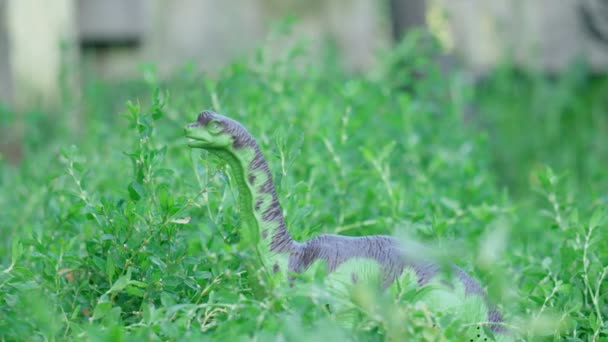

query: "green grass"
xmin=1 ymin=32 xmax=607 ymax=341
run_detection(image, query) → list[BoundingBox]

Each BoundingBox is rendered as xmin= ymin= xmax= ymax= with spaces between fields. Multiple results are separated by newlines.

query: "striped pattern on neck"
xmin=186 ymin=110 xmax=295 ymax=254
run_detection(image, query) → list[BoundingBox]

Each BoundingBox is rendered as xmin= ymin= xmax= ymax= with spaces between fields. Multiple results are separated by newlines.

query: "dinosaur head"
xmin=185 ymin=110 xmax=242 ymax=149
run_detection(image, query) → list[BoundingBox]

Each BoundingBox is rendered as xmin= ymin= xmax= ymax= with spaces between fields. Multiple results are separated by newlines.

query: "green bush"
xmin=0 ymin=32 xmax=606 ymax=341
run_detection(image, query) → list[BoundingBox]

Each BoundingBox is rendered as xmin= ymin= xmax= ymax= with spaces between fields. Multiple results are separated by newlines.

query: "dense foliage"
xmin=1 ymin=32 xmax=606 ymax=341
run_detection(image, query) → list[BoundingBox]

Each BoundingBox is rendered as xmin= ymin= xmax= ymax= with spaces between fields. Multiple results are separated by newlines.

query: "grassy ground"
xmin=0 ymin=33 xmax=607 ymax=341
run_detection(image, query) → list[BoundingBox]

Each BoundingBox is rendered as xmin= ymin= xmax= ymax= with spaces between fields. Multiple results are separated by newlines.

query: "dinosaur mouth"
xmin=186 ymin=136 xmax=211 ymax=147
xmin=184 ymin=124 xmax=211 ymax=147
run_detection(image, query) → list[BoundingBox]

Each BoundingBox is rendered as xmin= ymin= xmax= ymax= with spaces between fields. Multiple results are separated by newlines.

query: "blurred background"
xmin=2 ymin=0 xmax=608 ymax=97
xmin=1 ymin=0 xmax=608 ymax=191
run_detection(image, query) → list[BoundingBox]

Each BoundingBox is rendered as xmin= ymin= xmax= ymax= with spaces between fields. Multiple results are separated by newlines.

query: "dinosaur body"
xmin=185 ymin=110 xmax=504 ymax=333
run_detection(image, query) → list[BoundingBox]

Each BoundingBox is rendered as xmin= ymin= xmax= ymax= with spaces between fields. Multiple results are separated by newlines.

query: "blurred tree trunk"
xmin=389 ymin=0 xmax=427 ymax=41
xmin=0 ymin=0 xmax=11 ymax=105
xmin=1 ymin=0 xmax=80 ymax=163
xmin=0 ymin=0 xmax=22 ymax=163
xmin=6 ymin=0 xmax=78 ymax=110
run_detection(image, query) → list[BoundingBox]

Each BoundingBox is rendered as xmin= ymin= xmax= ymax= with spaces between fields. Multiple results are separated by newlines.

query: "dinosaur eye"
xmin=208 ymin=120 xmax=222 ymax=134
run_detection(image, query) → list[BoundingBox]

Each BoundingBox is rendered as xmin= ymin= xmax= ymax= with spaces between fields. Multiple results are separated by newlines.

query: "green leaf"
xmin=160 ymin=292 xmax=176 ymax=307
xmin=11 ymin=238 xmax=22 ymax=266
xmin=378 ymin=141 xmax=397 ymax=161
xmin=106 ymin=256 xmax=115 ymax=283
xmin=126 ymin=100 xmax=140 ymax=117
xmin=92 ymin=302 xmax=112 ymax=321
xmin=195 ymin=271 xmax=212 ymax=279
xmin=101 ymin=234 xmax=115 ymax=241
xmin=143 ymin=303 xmax=154 ymax=323
xmin=108 ymin=274 xmax=130 ymax=295
xmin=126 ymin=286 xmax=146 ymax=297
xmin=128 ymin=181 xmax=144 ymax=201
xmin=105 ymin=307 xmax=122 ymax=324
xmin=152 ymin=106 xmax=163 ymax=120
xmin=590 ymin=312 xmax=600 ymax=331
xmin=137 ymin=122 xmax=148 ymax=134
xmin=162 ymin=276 xmax=181 ymax=288
xmin=589 ymin=209 xmax=604 ymax=228
xmin=129 ymin=280 xmax=148 ymax=288
xmin=70 ymin=305 xmax=81 ymax=320
xmin=12 ymin=281 xmax=39 ymax=291
xmin=155 ymin=168 xmax=175 ymax=178
xmin=158 ymin=184 xmax=172 ymax=211
xmin=150 ymin=256 xmax=166 ymax=269
xmin=4 ymin=293 xmax=17 ymax=307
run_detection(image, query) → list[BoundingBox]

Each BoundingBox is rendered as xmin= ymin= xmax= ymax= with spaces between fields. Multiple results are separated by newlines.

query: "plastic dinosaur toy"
xmin=184 ymin=110 xmax=506 ymax=336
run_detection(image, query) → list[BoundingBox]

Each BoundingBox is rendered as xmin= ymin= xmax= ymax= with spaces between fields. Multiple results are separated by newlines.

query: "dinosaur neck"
xmin=212 ymin=144 xmax=295 ymax=254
